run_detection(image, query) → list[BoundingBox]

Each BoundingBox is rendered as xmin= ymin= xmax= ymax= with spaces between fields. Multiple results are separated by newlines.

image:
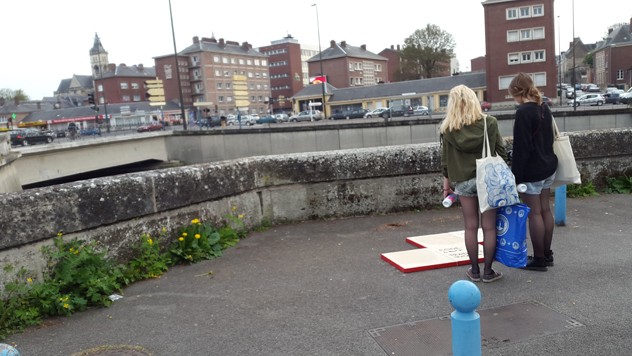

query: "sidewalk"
xmin=7 ymin=194 xmax=632 ymax=355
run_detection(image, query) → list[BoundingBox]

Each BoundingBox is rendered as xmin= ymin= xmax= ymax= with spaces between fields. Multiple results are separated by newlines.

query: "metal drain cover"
xmin=368 ymin=300 xmax=584 ymax=356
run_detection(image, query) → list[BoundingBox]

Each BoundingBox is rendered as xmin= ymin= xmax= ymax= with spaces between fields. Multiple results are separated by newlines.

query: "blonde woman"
xmin=440 ymin=85 xmax=507 ymax=283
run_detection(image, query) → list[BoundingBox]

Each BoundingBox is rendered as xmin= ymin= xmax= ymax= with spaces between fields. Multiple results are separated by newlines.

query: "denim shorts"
xmin=522 ymin=172 xmax=556 ymax=195
xmin=454 ymin=178 xmax=478 ymax=197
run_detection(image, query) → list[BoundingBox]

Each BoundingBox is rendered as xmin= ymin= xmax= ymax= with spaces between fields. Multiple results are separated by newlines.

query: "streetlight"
xmin=572 ymin=0 xmax=576 ymax=111
xmin=312 ymin=4 xmax=327 ymax=118
xmin=558 ymin=15 xmax=562 ymax=107
xmin=169 ymin=0 xmax=188 ymax=129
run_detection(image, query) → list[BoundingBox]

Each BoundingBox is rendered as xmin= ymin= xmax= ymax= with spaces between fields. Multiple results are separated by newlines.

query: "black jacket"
xmin=512 ymin=102 xmax=558 ymax=183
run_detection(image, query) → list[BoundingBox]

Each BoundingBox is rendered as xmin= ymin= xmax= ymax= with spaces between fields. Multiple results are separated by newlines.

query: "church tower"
xmin=90 ymin=33 xmax=109 ymax=77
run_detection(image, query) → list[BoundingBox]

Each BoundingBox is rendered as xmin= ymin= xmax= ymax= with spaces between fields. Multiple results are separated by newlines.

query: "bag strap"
xmin=532 ymin=103 xmax=544 ymax=137
xmin=481 ymin=116 xmax=492 ymax=158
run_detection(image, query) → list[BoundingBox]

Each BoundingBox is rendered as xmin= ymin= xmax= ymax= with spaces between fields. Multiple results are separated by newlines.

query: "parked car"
xmin=566 ymin=89 xmax=583 ymax=99
xmin=620 ymin=88 xmax=632 ymax=104
xmin=413 ymin=106 xmax=429 ymax=115
xmin=81 ymin=128 xmax=101 ymax=136
xmin=289 ymin=110 xmax=323 ymax=122
xmin=480 ymin=101 xmax=492 ymax=112
xmin=137 ymin=123 xmax=164 ymax=132
xmin=568 ymin=94 xmax=604 ymax=107
xmin=10 ymin=128 xmax=54 ymax=146
xmin=381 ymin=105 xmax=414 ymax=118
xmin=587 ymin=84 xmax=600 ymax=92
xmin=365 ymin=108 xmax=388 ymax=118
xmin=199 ymin=117 xmax=221 ymax=127
xmin=329 ymin=109 xmax=368 ymax=120
xmin=542 ymin=97 xmax=552 ymax=106
xmin=250 ymin=114 xmax=260 ymax=121
xmin=603 ymin=93 xmax=622 ymax=104
xmin=256 ymin=115 xmax=277 ymax=124
xmin=605 ymin=87 xmax=620 ymax=94
xmin=275 ymin=113 xmax=289 ymax=122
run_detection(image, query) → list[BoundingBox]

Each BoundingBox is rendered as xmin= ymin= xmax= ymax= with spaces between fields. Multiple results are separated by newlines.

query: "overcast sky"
xmin=2 ymin=0 xmax=629 ymax=100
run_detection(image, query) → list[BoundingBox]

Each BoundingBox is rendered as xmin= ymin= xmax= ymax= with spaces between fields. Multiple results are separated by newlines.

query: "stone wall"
xmin=1 ymin=128 xmax=631 ymax=285
xmin=0 ymin=132 xmax=22 ymax=193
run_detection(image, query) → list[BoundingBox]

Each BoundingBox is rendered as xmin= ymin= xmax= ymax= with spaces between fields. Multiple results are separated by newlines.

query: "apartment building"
xmin=154 ymin=36 xmax=272 ymax=116
xmin=594 ymin=20 xmax=632 ymax=89
xmin=482 ymin=0 xmax=557 ymax=104
xmin=258 ymin=35 xmax=304 ymax=113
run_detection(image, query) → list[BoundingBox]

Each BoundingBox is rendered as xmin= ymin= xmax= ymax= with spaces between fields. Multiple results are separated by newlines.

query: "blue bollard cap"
xmin=448 ymin=280 xmax=481 ymax=313
xmin=0 ymin=343 xmax=20 ymax=356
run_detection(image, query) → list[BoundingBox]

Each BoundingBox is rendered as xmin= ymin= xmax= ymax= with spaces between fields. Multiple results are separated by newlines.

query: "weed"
xmin=567 ymin=181 xmax=600 ymax=198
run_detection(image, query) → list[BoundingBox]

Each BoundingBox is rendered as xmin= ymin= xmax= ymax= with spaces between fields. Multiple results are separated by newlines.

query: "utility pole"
xmin=558 ymin=15 xmax=562 ymax=107
xmin=169 ymin=0 xmax=188 ymax=130
xmin=572 ymin=0 xmax=576 ymax=111
xmin=312 ymin=4 xmax=327 ymax=118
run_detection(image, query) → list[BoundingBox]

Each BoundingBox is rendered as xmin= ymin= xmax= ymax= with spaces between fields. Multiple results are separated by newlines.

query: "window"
xmin=219 ymin=96 xmax=224 ymax=102
xmin=251 ymin=96 xmax=256 ymax=101
xmin=262 ymin=60 xmax=267 ymax=66
xmin=255 ymin=72 xmax=261 ymax=78
xmin=519 ymin=7 xmax=530 ymax=18
xmin=354 ymin=63 xmax=362 ymax=70
xmin=215 ymin=70 xmax=221 ymax=76
xmin=120 ymin=82 xmax=128 ymax=89
xmin=98 ymin=84 xmax=103 ymax=92
xmin=255 ymin=59 xmax=260 ymax=65
xmin=439 ymin=95 xmax=449 ymax=107
xmin=262 ymin=73 xmax=267 ymax=78
xmin=355 ymin=77 xmax=362 ymax=85
xmin=222 ymin=57 xmax=229 ymax=64
xmin=231 ymin=58 xmax=236 ymax=64
xmin=239 ymin=59 xmax=245 ymax=65
xmin=264 ymin=84 xmax=268 ymax=90
xmin=122 ymin=95 xmax=130 ymax=101
xmin=195 ymin=83 xmax=203 ymax=90
xmin=99 ymin=97 xmax=104 ymax=104
xmin=521 ymin=29 xmax=531 ymax=40
xmin=133 ymin=94 xmax=140 ymax=101
xmin=534 ymin=50 xmax=545 ymax=62
xmin=224 ymin=71 xmax=230 ymax=76
xmin=257 ymin=84 xmax=261 ymax=90
xmin=521 ymin=52 xmax=532 ymax=63
xmin=532 ymin=5 xmax=543 ymax=16
xmin=247 ymin=59 xmax=252 ymax=65
xmin=250 ymin=84 xmax=255 ymax=89
xmin=617 ymin=70 xmax=624 ymax=80
xmin=534 ymin=73 xmax=546 ymax=86
xmin=258 ymin=96 xmax=262 ymax=102
xmin=226 ymin=83 xmax=232 ymax=89
xmin=259 ymin=107 xmax=263 ymax=113
xmin=265 ymin=97 xmax=269 ymax=102
xmin=217 ymin=83 xmax=223 ymax=89
xmin=507 ymin=30 xmax=519 ymax=42
xmin=227 ymin=96 xmax=233 ymax=102
xmin=499 ymin=75 xmax=514 ymax=90
xmin=533 ymin=27 xmax=544 ymax=39
xmin=507 ymin=8 xmax=517 ymax=19
xmin=220 ymin=110 xmax=225 ymax=115
xmin=349 ymin=62 xmax=354 ymax=71
xmin=194 ymin=70 xmax=200 ymax=77
xmin=131 ymin=82 xmax=139 ymax=89
xmin=248 ymin=72 xmax=253 ymax=78
xmin=350 ymin=77 xmax=354 ymax=86
xmin=375 ymin=64 xmax=382 ymax=71
xmin=508 ymin=53 xmax=520 ymax=64
xmin=192 ymin=55 xmax=199 ymax=63
xmin=214 ymin=56 xmax=220 ymax=63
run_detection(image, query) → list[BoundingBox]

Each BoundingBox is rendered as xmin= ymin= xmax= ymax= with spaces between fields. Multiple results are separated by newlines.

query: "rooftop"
xmin=306 ymin=41 xmax=386 ymax=63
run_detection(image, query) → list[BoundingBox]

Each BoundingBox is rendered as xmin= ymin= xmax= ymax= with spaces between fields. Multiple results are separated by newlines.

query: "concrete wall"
xmin=0 ymin=133 xmax=22 ymax=193
xmin=1 ymin=128 xmax=631 ymax=285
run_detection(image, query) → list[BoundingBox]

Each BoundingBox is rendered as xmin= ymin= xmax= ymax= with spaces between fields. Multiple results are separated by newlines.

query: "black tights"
xmin=520 ymin=189 xmax=554 ymax=258
xmin=459 ymin=196 xmax=498 ymax=276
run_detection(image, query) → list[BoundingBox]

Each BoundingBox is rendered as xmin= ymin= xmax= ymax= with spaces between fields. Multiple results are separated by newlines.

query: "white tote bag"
xmin=551 ymin=116 xmax=581 ymax=188
xmin=476 ymin=116 xmax=520 ymax=213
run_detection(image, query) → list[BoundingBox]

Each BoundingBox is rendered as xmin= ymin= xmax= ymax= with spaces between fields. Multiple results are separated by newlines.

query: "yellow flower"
xmin=69 ymin=248 xmax=73 ymax=252
xmin=198 ymin=223 xmax=201 ymax=225
xmin=239 ymin=215 xmax=243 ymax=219
xmin=63 ymin=304 xmax=69 ymax=308
xmin=183 ymin=233 xmax=187 ymax=236
xmin=188 ymin=255 xmax=192 ymax=259
xmin=162 ymin=227 xmax=166 ymax=231
xmin=233 ymin=206 xmax=236 ymax=210
xmin=179 ymin=237 xmax=184 ymax=241
xmin=59 ymin=298 xmax=63 ymax=301
xmin=210 ymin=271 xmax=213 ymax=274
xmin=57 ymin=232 xmax=63 ymax=236
xmin=74 ymin=250 xmax=79 ymax=254
xmin=27 ymin=278 xmax=32 ymax=282
xmin=191 ymin=219 xmax=199 ymax=224
xmin=148 ymin=239 xmax=153 ymax=245
xmin=195 ymin=234 xmax=200 ymax=239
xmin=64 ymin=297 xmax=68 ymax=301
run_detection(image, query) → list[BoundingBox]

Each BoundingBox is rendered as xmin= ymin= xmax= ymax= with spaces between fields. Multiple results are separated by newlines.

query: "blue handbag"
xmin=494 ymin=204 xmax=530 ymax=268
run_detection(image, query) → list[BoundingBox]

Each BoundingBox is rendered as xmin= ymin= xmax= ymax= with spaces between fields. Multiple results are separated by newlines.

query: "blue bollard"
xmin=449 ymin=280 xmax=482 ymax=356
xmin=555 ymin=185 xmax=567 ymax=226
xmin=0 ymin=343 xmax=20 ymax=355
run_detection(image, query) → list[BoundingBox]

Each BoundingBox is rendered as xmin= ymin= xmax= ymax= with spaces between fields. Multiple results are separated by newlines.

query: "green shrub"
xmin=125 ymin=233 xmax=171 ymax=283
xmin=0 ymin=266 xmax=41 ymax=339
xmin=606 ymin=175 xmax=632 ymax=194
xmin=566 ymin=181 xmax=600 ymax=198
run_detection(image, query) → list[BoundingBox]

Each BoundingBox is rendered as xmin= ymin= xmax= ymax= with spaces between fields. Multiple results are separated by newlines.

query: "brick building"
xmin=561 ymin=38 xmax=596 ymax=84
xmin=154 ymin=36 xmax=272 ymax=116
xmin=594 ymin=19 xmax=632 ymax=89
xmin=470 ymin=56 xmax=486 ymax=72
xmin=258 ymin=35 xmax=304 ymax=113
xmin=93 ymin=63 xmax=157 ymax=104
xmin=307 ymin=41 xmax=388 ymax=89
xmin=378 ymin=45 xmax=399 ymax=82
xmin=482 ymin=0 xmax=557 ymax=105
xmin=54 ymin=74 xmax=94 ymax=97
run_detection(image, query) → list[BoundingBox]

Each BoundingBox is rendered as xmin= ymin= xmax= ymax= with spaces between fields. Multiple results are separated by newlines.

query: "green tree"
xmin=583 ymin=51 xmax=594 ymax=68
xmin=398 ymin=24 xmax=456 ymax=80
xmin=0 ymin=88 xmax=30 ymax=102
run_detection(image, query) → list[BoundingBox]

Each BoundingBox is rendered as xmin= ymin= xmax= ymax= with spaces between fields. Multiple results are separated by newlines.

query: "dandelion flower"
xmin=162 ymin=227 xmax=166 ymax=231
xmin=239 ymin=215 xmax=244 ymax=219
xmin=69 ymin=248 xmax=74 ymax=252
xmin=233 ymin=206 xmax=236 ymax=210
xmin=27 ymin=278 xmax=32 ymax=282
xmin=183 ymin=233 xmax=188 ymax=236
xmin=60 ymin=298 xmax=63 ymax=301
xmin=195 ymin=234 xmax=200 ymax=239
xmin=148 ymin=239 xmax=153 ymax=245
xmin=210 ymin=271 xmax=213 ymax=274
xmin=64 ymin=297 xmax=68 ymax=301
xmin=57 ymin=232 xmax=63 ymax=236
xmin=74 ymin=250 xmax=79 ymax=254
xmin=198 ymin=223 xmax=201 ymax=225
xmin=189 ymin=255 xmax=192 ymax=259
xmin=191 ymin=219 xmax=199 ymax=224
xmin=179 ymin=237 xmax=184 ymax=241
xmin=63 ymin=304 xmax=69 ymax=308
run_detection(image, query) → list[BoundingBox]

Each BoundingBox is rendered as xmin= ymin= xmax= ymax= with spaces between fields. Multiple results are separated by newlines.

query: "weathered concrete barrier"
xmin=0 ymin=133 xmax=21 ymax=193
xmin=1 ymin=128 xmax=631 ymax=285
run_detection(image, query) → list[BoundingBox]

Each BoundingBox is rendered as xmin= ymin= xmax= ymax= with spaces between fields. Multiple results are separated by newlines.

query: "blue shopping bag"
xmin=494 ymin=203 xmax=530 ymax=268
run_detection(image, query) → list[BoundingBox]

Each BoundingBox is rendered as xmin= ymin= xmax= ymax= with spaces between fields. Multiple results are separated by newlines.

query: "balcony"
xmin=190 ymin=61 xmax=200 ymax=68
xmin=191 ymin=75 xmax=202 ymax=82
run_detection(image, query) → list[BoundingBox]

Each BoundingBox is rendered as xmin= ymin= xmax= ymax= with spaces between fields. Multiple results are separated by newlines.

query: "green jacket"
xmin=441 ymin=115 xmax=508 ymax=182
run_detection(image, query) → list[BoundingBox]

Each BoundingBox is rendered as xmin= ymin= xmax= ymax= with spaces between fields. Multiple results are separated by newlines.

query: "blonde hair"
xmin=440 ymin=85 xmax=484 ymax=133
xmin=508 ymin=73 xmax=543 ymax=105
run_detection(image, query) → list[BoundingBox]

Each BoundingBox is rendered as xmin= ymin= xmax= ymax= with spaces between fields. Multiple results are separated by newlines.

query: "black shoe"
xmin=544 ymin=250 xmax=554 ymax=266
xmin=522 ymin=257 xmax=548 ymax=271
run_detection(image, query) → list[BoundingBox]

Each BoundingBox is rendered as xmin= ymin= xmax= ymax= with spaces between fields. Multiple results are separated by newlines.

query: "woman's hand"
xmin=443 ymin=177 xmax=454 ymax=199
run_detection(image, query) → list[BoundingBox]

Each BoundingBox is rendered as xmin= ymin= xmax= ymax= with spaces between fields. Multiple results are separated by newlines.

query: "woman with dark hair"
xmin=508 ymin=73 xmax=558 ymax=271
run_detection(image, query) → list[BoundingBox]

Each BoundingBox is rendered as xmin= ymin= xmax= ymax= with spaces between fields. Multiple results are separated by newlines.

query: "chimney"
xmin=330 ymin=40 xmax=335 ymax=48
xmin=201 ymin=37 xmax=217 ymax=43
xmin=0 ymin=98 xmax=4 ymax=107
xmin=120 ymin=63 xmax=126 ymax=68
xmin=341 ymin=41 xmax=346 ymax=48
xmin=569 ymin=41 xmax=573 ymax=49
xmin=390 ymin=45 xmax=394 ymax=49
xmin=397 ymin=44 xmax=400 ymax=51
xmin=226 ymin=40 xmax=239 ymax=46
xmin=608 ymin=28 xmax=613 ymax=35
xmin=14 ymin=98 xmax=19 ymax=106
xmin=242 ymin=41 xmax=250 ymax=50
xmin=219 ymin=38 xmax=225 ymax=47
xmin=193 ymin=36 xmax=199 ymax=44
xmin=361 ymin=44 xmax=366 ymax=50
xmin=108 ymin=63 xmax=116 ymax=71
xmin=138 ymin=63 xmax=144 ymax=71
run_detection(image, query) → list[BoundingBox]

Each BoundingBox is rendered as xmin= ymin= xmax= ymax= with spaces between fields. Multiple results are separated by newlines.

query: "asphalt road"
xmin=6 ymin=193 xmax=632 ymax=355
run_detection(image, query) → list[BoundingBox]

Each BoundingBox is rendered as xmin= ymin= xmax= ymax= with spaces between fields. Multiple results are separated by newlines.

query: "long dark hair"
xmin=508 ymin=73 xmax=543 ymax=105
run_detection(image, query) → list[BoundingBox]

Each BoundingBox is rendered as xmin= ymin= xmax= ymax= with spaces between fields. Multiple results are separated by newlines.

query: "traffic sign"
xmin=149 ymin=102 xmax=167 ymax=106
xmin=233 ymin=85 xmax=248 ymax=91
xmin=146 ymin=84 xmax=163 ymax=89
xmin=193 ymin=101 xmax=214 ymax=106
xmin=147 ymin=88 xmax=164 ymax=96
xmin=234 ymin=91 xmax=249 ymax=96
xmin=145 ymin=79 xmax=163 ymax=85
xmin=232 ymin=75 xmax=247 ymax=81
xmin=235 ymin=100 xmax=250 ymax=107
xmin=11 ymin=113 xmax=16 ymax=119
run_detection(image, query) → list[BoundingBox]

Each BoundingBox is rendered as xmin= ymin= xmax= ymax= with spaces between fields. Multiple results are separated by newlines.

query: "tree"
xmin=0 ymin=88 xmax=30 ymax=102
xmin=398 ymin=24 xmax=456 ymax=80
xmin=583 ymin=51 xmax=594 ymax=68
xmin=603 ymin=22 xmax=628 ymax=37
